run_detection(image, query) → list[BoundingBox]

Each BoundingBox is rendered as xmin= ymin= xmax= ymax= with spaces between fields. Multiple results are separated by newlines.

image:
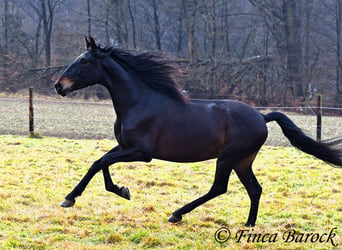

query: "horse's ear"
xmin=85 ymin=37 xmax=90 ymax=49
xmin=89 ymin=37 xmax=97 ymax=50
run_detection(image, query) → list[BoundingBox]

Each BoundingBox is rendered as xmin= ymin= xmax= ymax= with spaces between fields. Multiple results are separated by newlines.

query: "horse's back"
xmin=191 ymin=99 xmax=266 ymax=132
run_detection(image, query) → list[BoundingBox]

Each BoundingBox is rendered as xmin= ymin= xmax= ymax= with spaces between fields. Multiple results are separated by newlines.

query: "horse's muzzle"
xmin=55 ymin=77 xmax=74 ymax=96
xmin=54 ymin=82 xmax=66 ymax=96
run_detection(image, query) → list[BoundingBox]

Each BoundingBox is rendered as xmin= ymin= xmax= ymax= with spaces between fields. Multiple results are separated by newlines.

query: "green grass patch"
xmin=0 ymin=135 xmax=341 ymax=249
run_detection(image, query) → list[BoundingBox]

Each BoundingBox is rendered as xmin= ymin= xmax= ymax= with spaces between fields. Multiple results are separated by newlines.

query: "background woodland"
xmin=1 ymin=0 xmax=342 ymax=106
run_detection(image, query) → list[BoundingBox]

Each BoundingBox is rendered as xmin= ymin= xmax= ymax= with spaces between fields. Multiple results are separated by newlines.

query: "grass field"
xmin=1 ymin=96 xmax=342 ymax=249
xmin=0 ymin=134 xmax=341 ymax=249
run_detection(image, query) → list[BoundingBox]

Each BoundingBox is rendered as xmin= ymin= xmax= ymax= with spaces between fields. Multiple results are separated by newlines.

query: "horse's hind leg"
xmin=168 ymin=157 xmax=233 ymax=223
xmin=234 ymin=158 xmax=262 ymax=227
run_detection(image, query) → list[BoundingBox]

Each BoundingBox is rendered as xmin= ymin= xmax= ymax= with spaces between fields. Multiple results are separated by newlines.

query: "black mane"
xmin=95 ymin=46 xmax=189 ymax=103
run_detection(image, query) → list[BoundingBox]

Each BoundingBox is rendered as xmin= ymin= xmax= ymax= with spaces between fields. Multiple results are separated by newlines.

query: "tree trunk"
xmin=105 ymin=0 xmax=110 ymax=44
xmin=176 ymin=7 xmax=183 ymax=56
xmin=3 ymin=0 xmax=9 ymax=52
xmin=260 ymin=17 xmax=269 ymax=105
xmin=336 ymin=0 xmax=342 ymax=94
xmin=120 ymin=1 xmax=129 ymax=47
xmin=151 ymin=0 xmax=162 ymax=50
xmin=303 ymin=0 xmax=313 ymax=98
xmin=182 ymin=0 xmax=198 ymax=63
xmin=1 ymin=0 xmax=9 ymax=90
xmin=87 ymin=0 xmax=91 ymax=37
xmin=210 ymin=0 xmax=216 ymax=58
xmin=224 ymin=1 xmax=230 ymax=57
xmin=283 ymin=0 xmax=304 ymax=97
xmin=114 ymin=0 xmax=123 ymax=46
xmin=128 ymin=0 xmax=137 ymax=49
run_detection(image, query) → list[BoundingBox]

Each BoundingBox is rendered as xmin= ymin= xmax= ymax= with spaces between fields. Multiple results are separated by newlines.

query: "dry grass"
xmin=0 ymin=97 xmax=115 ymax=139
xmin=1 ymin=96 xmax=342 ymax=144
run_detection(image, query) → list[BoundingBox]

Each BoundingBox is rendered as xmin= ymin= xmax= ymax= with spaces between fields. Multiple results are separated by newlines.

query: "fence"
xmin=1 ymin=91 xmax=342 ymax=147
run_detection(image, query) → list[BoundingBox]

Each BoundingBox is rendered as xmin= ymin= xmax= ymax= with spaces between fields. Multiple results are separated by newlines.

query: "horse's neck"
xmin=100 ymin=58 xmax=140 ymax=116
xmin=105 ymin=73 xmax=150 ymax=117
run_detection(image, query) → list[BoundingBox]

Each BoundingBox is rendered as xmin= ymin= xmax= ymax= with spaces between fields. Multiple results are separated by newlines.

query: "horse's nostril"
xmin=55 ymin=82 xmax=62 ymax=92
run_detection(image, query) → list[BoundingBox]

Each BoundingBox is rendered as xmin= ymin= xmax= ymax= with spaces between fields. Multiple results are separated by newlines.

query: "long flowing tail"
xmin=263 ymin=111 xmax=342 ymax=167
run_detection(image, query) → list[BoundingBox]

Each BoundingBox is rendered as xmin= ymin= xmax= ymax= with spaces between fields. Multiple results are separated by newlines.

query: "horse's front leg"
xmin=102 ymin=165 xmax=131 ymax=200
xmin=102 ymin=146 xmax=131 ymax=200
xmin=61 ymin=147 xmax=150 ymax=207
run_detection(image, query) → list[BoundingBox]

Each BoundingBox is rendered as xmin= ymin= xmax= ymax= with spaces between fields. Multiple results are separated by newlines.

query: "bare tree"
xmin=336 ymin=0 xmax=342 ymax=94
xmin=25 ymin=0 xmax=63 ymax=66
xmin=249 ymin=0 xmax=304 ymax=100
xmin=1 ymin=0 xmax=28 ymax=91
xmin=223 ymin=0 xmax=231 ymax=57
xmin=150 ymin=0 xmax=162 ymax=50
xmin=87 ymin=0 xmax=91 ymax=36
xmin=3 ymin=0 xmax=9 ymax=52
xmin=204 ymin=0 xmax=217 ymax=58
xmin=1 ymin=0 xmax=9 ymax=87
xmin=182 ymin=0 xmax=198 ymax=63
xmin=283 ymin=0 xmax=304 ymax=97
xmin=1 ymin=0 xmax=342 ymax=106
xmin=128 ymin=0 xmax=137 ymax=48
xmin=139 ymin=0 xmax=162 ymax=50
xmin=303 ymin=0 xmax=313 ymax=95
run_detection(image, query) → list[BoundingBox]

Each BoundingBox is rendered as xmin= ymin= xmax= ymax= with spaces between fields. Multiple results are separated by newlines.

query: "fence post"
xmin=316 ymin=94 xmax=322 ymax=142
xmin=29 ymin=87 xmax=34 ymax=135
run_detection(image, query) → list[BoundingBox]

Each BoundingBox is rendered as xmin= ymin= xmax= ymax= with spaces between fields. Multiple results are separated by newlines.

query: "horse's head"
xmin=55 ymin=37 xmax=110 ymax=96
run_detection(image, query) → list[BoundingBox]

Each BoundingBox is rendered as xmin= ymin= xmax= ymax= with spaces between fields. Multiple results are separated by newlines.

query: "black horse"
xmin=55 ymin=37 xmax=342 ymax=226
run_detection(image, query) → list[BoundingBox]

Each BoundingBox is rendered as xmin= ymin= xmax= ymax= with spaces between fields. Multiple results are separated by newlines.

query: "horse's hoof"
xmin=61 ymin=199 xmax=75 ymax=207
xmin=168 ymin=214 xmax=182 ymax=223
xmin=120 ymin=187 xmax=131 ymax=200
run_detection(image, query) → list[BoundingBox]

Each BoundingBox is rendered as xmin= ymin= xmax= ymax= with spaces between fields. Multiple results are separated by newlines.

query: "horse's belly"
xmin=154 ymin=150 xmax=219 ymax=163
xmin=153 ymin=135 xmax=225 ymax=162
